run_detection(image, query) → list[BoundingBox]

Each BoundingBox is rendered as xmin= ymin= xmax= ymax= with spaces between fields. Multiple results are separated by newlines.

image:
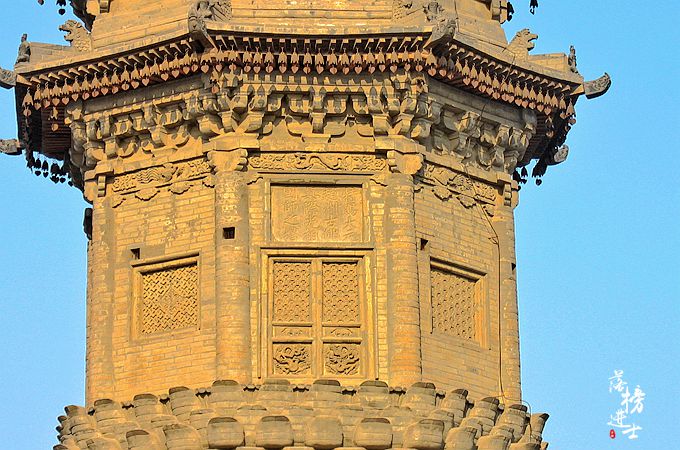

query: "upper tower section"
xmin=5 ymin=0 xmax=610 ymax=191
xmin=3 ymin=0 xmax=612 ymax=404
xmin=74 ymin=1 xmax=512 ymax=46
xmin=1 ymin=4 xmax=611 ymax=447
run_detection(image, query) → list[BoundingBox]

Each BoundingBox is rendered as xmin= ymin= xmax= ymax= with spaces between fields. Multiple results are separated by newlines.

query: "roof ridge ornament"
xmin=16 ymin=34 xmax=30 ymax=65
xmin=59 ymin=20 xmax=92 ymax=52
xmin=188 ymin=0 xmax=232 ymax=49
xmin=584 ymin=73 xmax=612 ymax=99
xmin=0 ymin=139 xmax=21 ymax=156
xmin=506 ymin=29 xmax=538 ymax=58
xmin=424 ymin=1 xmax=445 ymax=22
xmin=568 ymin=45 xmax=578 ymax=73
xmin=425 ymin=18 xmax=457 ymax=49
xmin=0 ymin=67 xmax=16 ymax=89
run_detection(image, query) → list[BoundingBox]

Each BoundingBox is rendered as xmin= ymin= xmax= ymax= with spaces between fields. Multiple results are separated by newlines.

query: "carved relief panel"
xmin=267 ymin=257 xmax=368 ymax=379
xmin=270 ymin=185 xmax=364 ymax=243
xmin=133 ymin=257 xmax=200 ymax=337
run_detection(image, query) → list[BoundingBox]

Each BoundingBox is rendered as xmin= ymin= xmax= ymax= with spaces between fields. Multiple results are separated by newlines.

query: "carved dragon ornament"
xmin=59 ymin=20 xmax=92 ymax=52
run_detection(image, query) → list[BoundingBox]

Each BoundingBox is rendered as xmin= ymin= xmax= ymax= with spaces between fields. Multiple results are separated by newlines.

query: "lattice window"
xmin=139 ymin=263 xmax=199 ymax=335
xmin=273 ymin=262 xmax=312 ymax=323
xmin=322 ymin=262 xmax=360 ymax=324
xmin=431 ymin=267 xmax=477 ymax=340
xmin=268 ymin=257 xmax=367 ymax=378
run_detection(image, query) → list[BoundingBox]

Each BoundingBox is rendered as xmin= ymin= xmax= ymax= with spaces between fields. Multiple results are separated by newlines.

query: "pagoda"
xmin=0 ymin=1 xmax=610 ymax=448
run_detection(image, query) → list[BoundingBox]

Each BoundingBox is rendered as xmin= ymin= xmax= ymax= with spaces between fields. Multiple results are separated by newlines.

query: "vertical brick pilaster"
xmin=214 ymin=170 xmax=252 ymax=383
xmin=385 ymin=172 xmax=422 ymax=386
xmin=86 ymin=198 xmax=115 ymax=403
xmin=494 ymin=181 xmax=522 ymax=403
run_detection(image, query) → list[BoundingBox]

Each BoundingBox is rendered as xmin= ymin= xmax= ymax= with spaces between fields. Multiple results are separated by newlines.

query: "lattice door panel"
xmin=321 ymin=262 xmax=362 ymax=376
xmin=271 ymin=261 xmax=313 ymax=376
xmin=268 ymin=257 xmax=366 ymax=379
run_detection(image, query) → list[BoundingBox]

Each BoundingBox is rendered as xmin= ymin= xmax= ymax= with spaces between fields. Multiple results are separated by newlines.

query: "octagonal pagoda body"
xmin=1 ymin=0 xmax=610 ymax=448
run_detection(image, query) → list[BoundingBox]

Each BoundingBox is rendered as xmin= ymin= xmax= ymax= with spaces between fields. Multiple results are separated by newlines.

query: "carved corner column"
xmin=382 ymin=140 xmax=424 ymax=386
xmin=493 ymin=176 xmax=522 ymax=403
xmin=84 ymin=171 xmax=116 ymax=403
xmin=209 ymin=141 xmax=252 ymax=383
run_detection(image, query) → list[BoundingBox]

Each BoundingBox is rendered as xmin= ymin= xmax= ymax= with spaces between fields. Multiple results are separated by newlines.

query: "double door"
xmin=267 ymin=256 xmax=369 ymax=379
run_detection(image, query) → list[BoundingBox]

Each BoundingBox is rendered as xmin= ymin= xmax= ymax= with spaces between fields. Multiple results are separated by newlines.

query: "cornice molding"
xmin=61 ymin=71 xmax=539 ymax=189
xmin=15 ymin=28 xmax=577 ymax=183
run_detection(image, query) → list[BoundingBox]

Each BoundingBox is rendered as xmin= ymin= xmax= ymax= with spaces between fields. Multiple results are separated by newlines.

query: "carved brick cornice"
xmin=248 ymin=152 xmax=388 ymax=173
xmin=15 ymin=24 xmax=587 ymax=188
xmin=106 ymin=158 xmax=214 ymax=207
xmin=19 ymin=32 xmax=578 ymax=119
xmin=17 ymin=32 xmax=575 ymax=138
xmin=62 ymin=71 xmax=537 ymax=186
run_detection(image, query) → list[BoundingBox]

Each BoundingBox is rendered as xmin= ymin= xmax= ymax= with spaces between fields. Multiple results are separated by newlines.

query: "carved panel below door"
xmin=268 ymin=257 xmax=367 ymax=379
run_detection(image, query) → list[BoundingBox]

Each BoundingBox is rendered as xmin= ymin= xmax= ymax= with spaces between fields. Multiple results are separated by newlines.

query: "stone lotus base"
xmin=55 ymin=380 xmax=549 ymax=450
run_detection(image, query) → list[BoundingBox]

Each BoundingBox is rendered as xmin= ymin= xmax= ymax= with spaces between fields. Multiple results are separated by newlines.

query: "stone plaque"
xmin=271 ymin=185 xmax=363 ymax=243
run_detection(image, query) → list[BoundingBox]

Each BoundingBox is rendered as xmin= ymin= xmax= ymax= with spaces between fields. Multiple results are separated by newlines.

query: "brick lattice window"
xmin=139 ymin=263 xmax=199 ymax=335
xmin=430 ymin=267 xmax=477 ymax=340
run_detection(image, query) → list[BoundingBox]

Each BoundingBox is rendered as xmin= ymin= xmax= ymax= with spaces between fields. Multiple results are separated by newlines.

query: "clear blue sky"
xmin=0 ymin=2 xmax=678 ymax=449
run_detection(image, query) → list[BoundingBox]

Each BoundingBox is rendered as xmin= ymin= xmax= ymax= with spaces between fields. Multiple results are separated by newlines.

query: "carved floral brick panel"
xmin=139 ymin=263 xmax=199 ymax=335
xmin=324 ymin=343 xmax=361 ymax=376
xmin=272 ymin=343 xmax=312 ymax=375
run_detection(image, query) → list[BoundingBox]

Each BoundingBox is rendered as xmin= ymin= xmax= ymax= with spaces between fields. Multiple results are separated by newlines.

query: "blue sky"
xmin=0 ymin=2 xmax=678 ymax=449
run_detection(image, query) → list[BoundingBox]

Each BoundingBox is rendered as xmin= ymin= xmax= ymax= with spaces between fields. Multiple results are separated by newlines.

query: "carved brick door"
xmin=268 ymin=257 xmax=367 ymax=380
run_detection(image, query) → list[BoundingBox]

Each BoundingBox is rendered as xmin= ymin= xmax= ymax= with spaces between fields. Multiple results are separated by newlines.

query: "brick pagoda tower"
xmin=1 ymin=1 xmax=609 ymax=448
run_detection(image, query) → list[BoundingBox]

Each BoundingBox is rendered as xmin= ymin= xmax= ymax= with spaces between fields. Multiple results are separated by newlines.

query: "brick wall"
xmin=414 ymin=171 xmax=510 ymax=401
xmin=87 ymin=176 xmax=217 ymax=401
